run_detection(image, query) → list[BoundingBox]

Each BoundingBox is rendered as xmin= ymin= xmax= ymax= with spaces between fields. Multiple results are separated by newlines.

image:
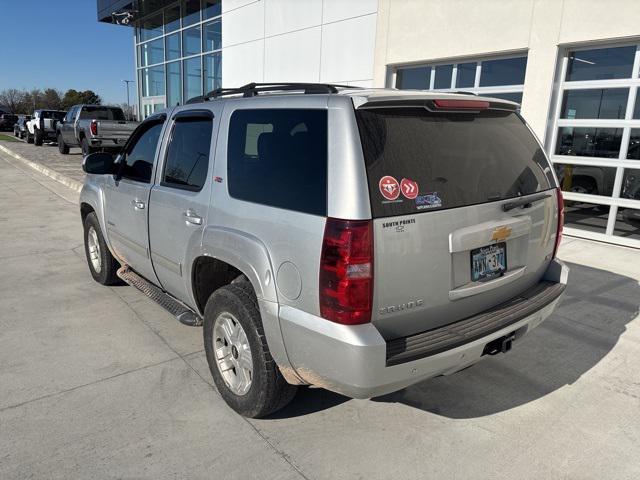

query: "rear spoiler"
xmin=356 ymin=97 xmax=519 ymax=112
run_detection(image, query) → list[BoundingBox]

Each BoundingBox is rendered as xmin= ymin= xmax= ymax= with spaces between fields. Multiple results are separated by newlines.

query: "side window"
xmin=65 ymin=107 xmax=76 ymax=123
xmin=227 ymin=109 xmax=328 ymax=216
xmin=161 ymin=116 xmax=213 ymax=191
xmin=121 ymin=122 xmax=164 ymax=183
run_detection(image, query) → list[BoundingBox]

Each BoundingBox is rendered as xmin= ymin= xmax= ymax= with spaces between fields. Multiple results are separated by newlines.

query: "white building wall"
xmin=221 ymin=0 xmax=378 ymax=87
xmin=373 ymin=0 xmax=640 ymax=142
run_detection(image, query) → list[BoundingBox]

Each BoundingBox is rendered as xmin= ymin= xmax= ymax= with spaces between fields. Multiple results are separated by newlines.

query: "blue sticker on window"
xmin=415 ymin=192 xmax=442 ymax=210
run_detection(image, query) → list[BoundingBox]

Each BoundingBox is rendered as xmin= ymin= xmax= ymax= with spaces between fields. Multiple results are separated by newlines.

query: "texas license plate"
xmin=471 ymin=242 xmax=507 ymax=282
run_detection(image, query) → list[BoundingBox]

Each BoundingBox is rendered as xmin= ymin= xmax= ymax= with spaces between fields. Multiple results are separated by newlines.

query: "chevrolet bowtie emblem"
xmin=491 ymin=226 xmax=512 ymax=242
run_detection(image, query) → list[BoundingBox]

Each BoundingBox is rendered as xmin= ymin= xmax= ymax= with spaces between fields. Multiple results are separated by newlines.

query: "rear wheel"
xmin=34 ymin=128 xmax=43 ymax=146
xmin=83 ymin=212 xmax=120 ymax=285
xmin=81 ymin=137 xmax=94 ymax=156
xmin=57 ymin=133 xmax=69 ymax=154
xmin=203 ymin=283 xmax=297 ymax=418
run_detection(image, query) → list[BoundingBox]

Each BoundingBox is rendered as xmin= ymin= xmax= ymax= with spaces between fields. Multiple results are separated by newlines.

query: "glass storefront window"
xmin=139 ymin=14 xmax=163 ymax=41
xmin=486 ymin=92 xmax=523 ymax=103
xmin=166 ymin=61 xmax=182 ymax=107
xmin=183 ymin=57 xmax=202 ymax=101
xmin=455 ymin=62 xmax=476 ymax=88
xmin=560 ymin=88 xmax=629 ymax=119
xmin=165 ymin=33 xmax=181 ymax=62
xmin=204 ymin=0 xmax=222 ymax=19
xmin=182 ymin=0 xmax=201 ymax=27
xmin=164 ymin=4 xmax=181 ymax=33
xmin=566 ymin=46 xmax=636 ymax=82
xmin=204 ymin=52 xmax=222 ymax=93
xmin=396 ymin=66 xmax=430 ymax=90
xmin=183 ymin=25 xmax=202 ymax=57
xmin=479 ymin=57 xmax=527 ymax=86
xmin=433 ymin=64 xmax=453 ymax=89
xmin=613 ymin=208 xmax=640 ymax=240
xmin=622 ymin=168 xmax=640 ymax=200
xmin=139 ymin=38 xmax=164 ymax=67
xmin=628 ymin=130 xmax=640 ymax=160
xmin=634 ymin=93 xmax=640 ymax=119
xmin=556 ymin=127 xmax=623 ymax=158
xmin=203 ymin=20 xmax=221 ymax=52
xmin=141 ymin=65 xmax=166 ymax=97
xmin=555 ymin=163 xmax=617 ymax=197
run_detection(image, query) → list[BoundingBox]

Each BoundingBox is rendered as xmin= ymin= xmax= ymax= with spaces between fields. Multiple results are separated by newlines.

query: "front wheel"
xmin=26 ymin=130 xmax=33 ymax=143
xmin=83 ymin=212 xmax=120 ymax=285
xmin=203 ymin=283 xmax=297 ymax=418
xmin=34 ymin=128 xmax=43 ymax=146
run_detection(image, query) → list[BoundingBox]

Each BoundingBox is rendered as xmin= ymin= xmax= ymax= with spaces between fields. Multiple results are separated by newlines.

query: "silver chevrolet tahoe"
xmin=79 ymin=83 xmax=568 ymax=418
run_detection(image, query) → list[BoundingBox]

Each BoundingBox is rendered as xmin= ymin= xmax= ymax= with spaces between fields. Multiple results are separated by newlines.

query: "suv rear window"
xmin=80 ymin=106 xmax=125 ymax=121
xmin=356 ymin=107 xmax=555 ymax=218
xmin=228 ymin=109 xmax=327 ymax=216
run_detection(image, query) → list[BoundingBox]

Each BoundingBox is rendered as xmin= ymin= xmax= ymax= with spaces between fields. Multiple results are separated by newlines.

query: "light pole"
xmin=122 ymin=79 xmax=133 ymax=119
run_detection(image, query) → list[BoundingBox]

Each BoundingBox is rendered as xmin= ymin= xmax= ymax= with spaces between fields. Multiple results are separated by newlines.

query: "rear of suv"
xmin=79 ymin=84 xmax=567 ymax=418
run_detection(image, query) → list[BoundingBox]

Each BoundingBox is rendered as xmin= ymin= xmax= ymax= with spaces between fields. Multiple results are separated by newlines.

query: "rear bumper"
xmin=279 ymin=259 xmax=568 ymax=399
xmin=90 ymin=138 xmax=125 ymax=148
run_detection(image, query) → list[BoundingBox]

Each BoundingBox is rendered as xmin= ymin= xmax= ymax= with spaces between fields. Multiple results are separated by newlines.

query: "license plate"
xmin=471 ymin=242 xmax=507 ymax=282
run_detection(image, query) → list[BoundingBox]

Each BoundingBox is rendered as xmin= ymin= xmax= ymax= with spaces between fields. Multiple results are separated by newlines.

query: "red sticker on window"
xmin=379 ymin=176 xmax=400 ymax=201
xmin=400 ymin=178 xmax=419 ymax=199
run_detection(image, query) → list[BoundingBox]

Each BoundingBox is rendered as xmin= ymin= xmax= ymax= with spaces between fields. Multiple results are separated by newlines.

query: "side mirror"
xmin=82 ymin=152 xmax=115 ymax=175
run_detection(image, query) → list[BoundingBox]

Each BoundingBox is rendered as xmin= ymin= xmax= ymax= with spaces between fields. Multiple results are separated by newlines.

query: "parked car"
xmin=26 ymin=110 xmax=66 ymax=146
xmin=56 ymin=104 xmax=139 ymax=156
xmin=79 ymin=83 xmax=568 ymax=418
xmin=0 ymin=113 xmax=18 ymax=132
xmin=13 ymin=115 xmax=31 ymax=139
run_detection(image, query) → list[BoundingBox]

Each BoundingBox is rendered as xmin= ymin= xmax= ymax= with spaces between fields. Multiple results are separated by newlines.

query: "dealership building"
xmin=97 ymin=0 xmax=640 ymax=248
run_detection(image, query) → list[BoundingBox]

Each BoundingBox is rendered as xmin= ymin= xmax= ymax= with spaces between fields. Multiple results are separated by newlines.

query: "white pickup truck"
xmin=25 ymin=110 xmax=67 ymax=146
xmin=56 ymin=105 xmax=139 ymax=155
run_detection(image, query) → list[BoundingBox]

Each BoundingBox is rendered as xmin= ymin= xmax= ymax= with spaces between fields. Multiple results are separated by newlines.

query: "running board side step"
xmin=117 ymin=266 xmax=203 ymax=327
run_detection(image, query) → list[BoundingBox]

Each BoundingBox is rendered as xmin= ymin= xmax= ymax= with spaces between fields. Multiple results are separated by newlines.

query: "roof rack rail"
xmin=186 ymin=82 xmax=361 ymax=104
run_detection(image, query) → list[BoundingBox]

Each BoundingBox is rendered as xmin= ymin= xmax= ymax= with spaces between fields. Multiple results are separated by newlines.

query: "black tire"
xmin=26 ymin=130 xmax=33 ymax=143
xmin=83 ymin=212 xmax=120 ymax=285
xmin=14 ymin=129 xmax=18 ymax=137
xmin=81 ymin=137 xmax=94 ymax=156
xmin=203 ymin=282 xmax=297 ymax=418
xmin=34 ymin=128 xmax=43 ymax=146
xmin=57 ymin=133 xmax=69 ymax=154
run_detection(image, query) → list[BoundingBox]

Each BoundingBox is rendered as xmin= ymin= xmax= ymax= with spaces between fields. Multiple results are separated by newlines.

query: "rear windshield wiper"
xmin=501 ymin=192 xmax=552 ymax=211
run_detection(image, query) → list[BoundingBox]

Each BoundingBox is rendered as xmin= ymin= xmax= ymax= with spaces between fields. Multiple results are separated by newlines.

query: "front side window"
xmin=121 ymin=122 xmax=164 ymax=183
xmin=162 ymin=116 xmax=213 ymax=191
xmin=228 ymin=109 xmax=328 ymax=216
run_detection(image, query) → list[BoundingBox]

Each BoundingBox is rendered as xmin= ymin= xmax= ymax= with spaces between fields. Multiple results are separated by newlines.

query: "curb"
xmin=0 ymin=143 xmax=83 ymax=193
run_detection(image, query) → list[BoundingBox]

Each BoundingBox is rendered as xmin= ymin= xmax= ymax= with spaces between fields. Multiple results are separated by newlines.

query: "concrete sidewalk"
xmin=1 ymin=149 xmax=639 ymax=479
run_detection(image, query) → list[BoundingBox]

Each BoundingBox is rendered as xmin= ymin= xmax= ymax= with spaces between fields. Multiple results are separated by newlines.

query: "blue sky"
xmin=0 ymin=0 xmax=136 ymax=104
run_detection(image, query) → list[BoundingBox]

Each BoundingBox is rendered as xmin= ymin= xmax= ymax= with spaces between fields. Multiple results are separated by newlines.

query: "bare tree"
xmin=0 ymin=88 xmax=26 ymax=113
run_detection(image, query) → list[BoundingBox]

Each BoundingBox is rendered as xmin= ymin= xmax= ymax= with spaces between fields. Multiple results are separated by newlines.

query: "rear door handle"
xmin=132 ymin=199 xmax=146 ymax=210
xmin=184 ymin=209 xmax=203 ymax=225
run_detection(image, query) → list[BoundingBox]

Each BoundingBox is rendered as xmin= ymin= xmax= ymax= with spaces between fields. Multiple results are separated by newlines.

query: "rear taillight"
xmin=319 ymin=218 xmax=373 ymax=325
xmin=553 ymin=188 xmax=564 ymax=258
xmin=90 ymin=120 xmax=98 ymax=135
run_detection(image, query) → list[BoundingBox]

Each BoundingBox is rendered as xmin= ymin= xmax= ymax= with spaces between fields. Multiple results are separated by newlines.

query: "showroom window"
xmin=135 ymin=0 xmax=222 ymax=118
xmin=548 ymin=43 xmax=640 ymax=247
xmin=394 ymin=53 xmax=528 ymax=104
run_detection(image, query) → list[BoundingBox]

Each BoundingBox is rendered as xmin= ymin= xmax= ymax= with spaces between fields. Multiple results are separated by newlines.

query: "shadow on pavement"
xmin=373 ymin=262 xmax=639 ymax=418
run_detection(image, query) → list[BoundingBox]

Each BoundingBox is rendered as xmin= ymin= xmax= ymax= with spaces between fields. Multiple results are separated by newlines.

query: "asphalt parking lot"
xmin=1 ymin=142 xmax=639 ymax=479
